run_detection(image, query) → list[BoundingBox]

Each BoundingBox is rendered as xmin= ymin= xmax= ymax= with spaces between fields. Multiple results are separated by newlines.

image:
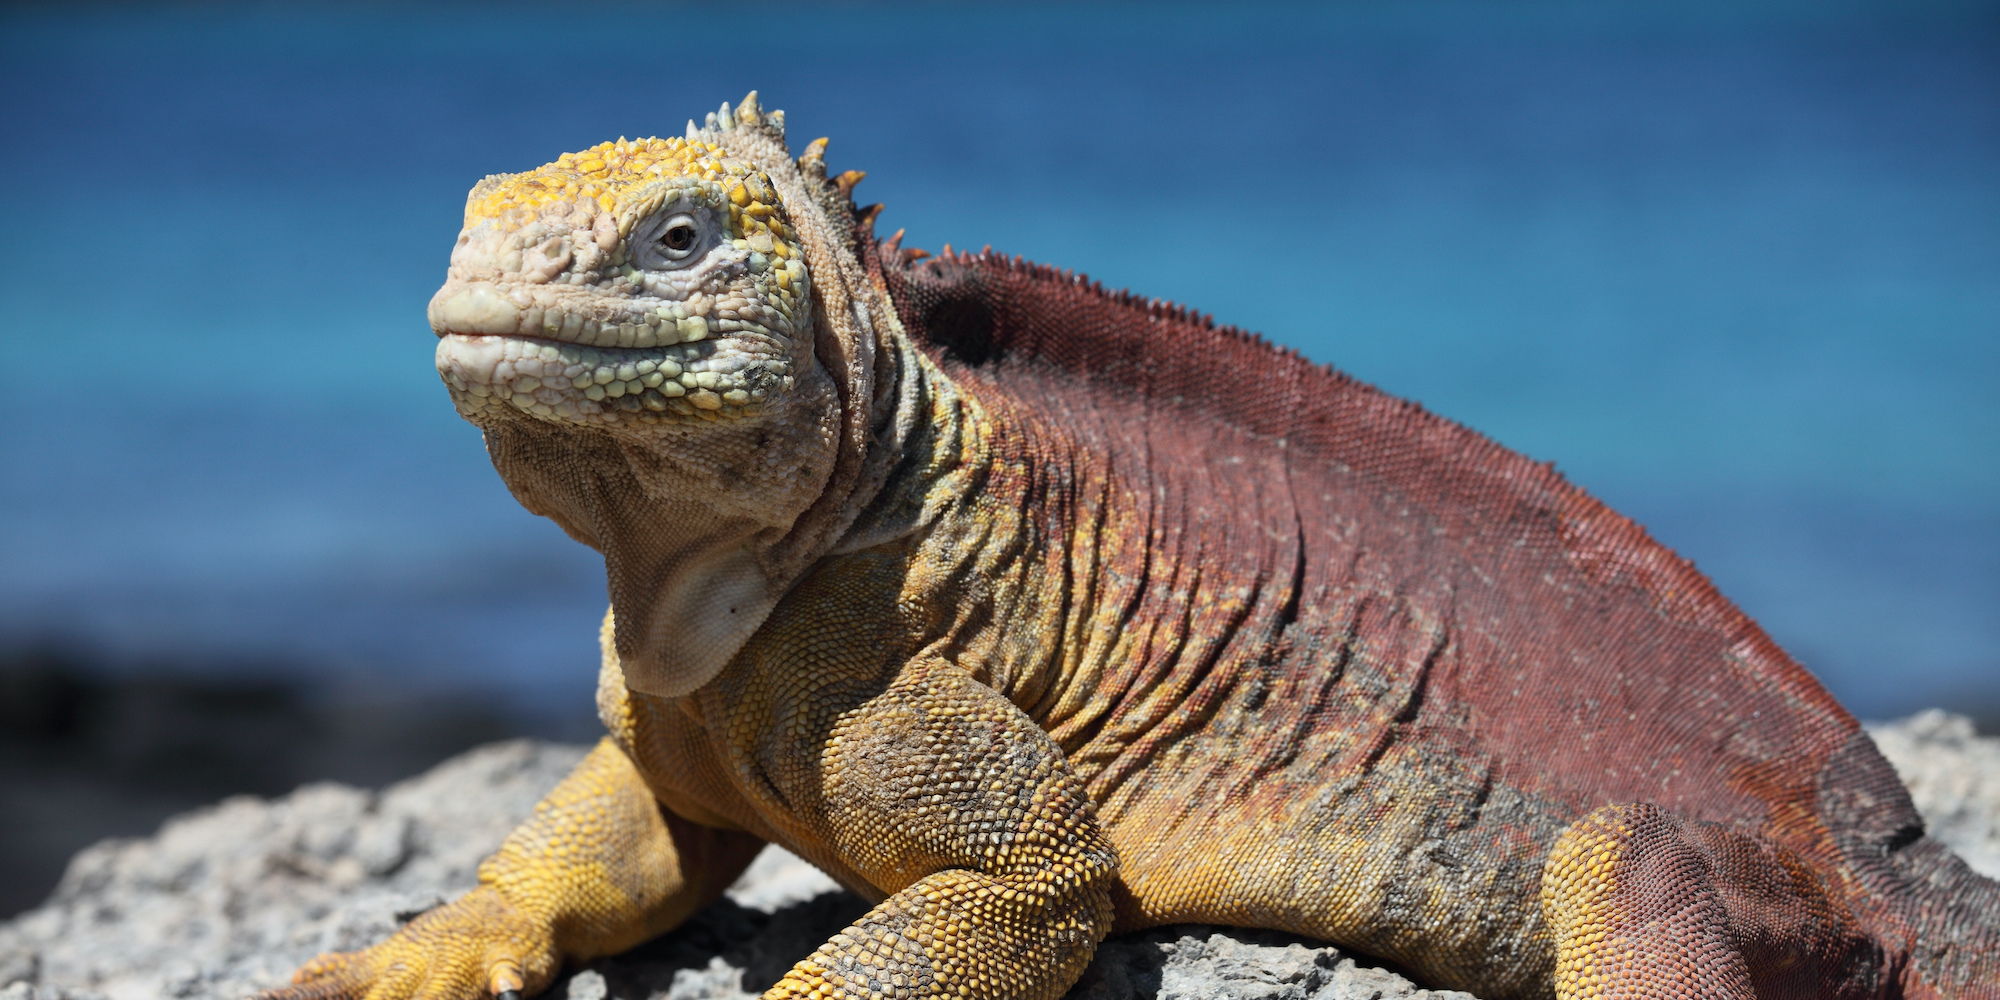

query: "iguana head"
xmin=430 ymin=132 xmax=809 ymax=426
xmin=429 ymin=94 xmax=889 ymax=698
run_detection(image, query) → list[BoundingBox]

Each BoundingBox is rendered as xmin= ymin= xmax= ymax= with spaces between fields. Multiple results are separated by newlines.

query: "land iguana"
xmin=258 ymin=94 xmax=2000 ymax=1000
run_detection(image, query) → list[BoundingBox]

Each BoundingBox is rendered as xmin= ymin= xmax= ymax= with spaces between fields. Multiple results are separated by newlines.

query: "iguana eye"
xmin=659 ymin=215 xmax=699 ymax=258
xmin=631 ymin=208 xmax=712 ymax=270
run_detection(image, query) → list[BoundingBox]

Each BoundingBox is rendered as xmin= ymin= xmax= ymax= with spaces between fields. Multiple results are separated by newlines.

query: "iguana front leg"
xmin=754 ymin=657 xmax=1119 ymax=1000
xmin=258 ymin=739 xmax=764 ymax=1000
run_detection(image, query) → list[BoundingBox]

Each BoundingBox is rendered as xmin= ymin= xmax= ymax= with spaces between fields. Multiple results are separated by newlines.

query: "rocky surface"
xmin=4 ymin=713 xmax=1995 ymax=1000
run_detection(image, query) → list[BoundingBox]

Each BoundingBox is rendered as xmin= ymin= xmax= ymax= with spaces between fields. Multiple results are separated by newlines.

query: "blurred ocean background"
xmin=0 ymin=1 xmax=1994 ymax=911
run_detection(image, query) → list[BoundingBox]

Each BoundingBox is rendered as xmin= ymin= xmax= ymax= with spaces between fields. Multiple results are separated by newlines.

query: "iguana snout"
xmin=430 ymin=132 xmax=813 ymax=430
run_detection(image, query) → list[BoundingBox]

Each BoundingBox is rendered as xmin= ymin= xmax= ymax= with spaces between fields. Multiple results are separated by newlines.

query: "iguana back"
xmin=874 ymin=243 xmax=2000 ymax=997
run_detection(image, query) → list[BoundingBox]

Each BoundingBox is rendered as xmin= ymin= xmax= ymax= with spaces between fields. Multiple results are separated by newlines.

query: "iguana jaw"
xmin=477 ymin=368 xmax=842 ymax=699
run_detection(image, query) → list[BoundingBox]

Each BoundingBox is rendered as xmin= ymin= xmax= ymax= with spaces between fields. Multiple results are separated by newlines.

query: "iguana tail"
xmin=1817 ymin=730 xmax=2000 ymax=998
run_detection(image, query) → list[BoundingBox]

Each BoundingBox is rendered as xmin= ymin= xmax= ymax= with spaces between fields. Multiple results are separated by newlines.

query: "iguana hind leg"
xmin=258 ymin=739 xmax=764 ymax=1000
xmin=1542 ymin=802 xmax=1883 ymax=1000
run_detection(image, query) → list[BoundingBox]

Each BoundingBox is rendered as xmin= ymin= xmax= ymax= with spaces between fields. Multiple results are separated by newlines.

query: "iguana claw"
xmin=255 ymin=887 xmax=556 ymax=1000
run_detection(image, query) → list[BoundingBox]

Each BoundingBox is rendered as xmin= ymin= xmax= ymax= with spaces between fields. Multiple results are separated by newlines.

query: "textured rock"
xmin=0 ymin=740 xmax=588 ymax=1000
xmin=4 ymin=713 xmax=1996 ymax=1000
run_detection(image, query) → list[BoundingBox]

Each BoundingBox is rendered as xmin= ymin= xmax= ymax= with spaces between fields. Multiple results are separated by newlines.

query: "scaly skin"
xmin=260 ymin=93 xmax=1999 ymax=1000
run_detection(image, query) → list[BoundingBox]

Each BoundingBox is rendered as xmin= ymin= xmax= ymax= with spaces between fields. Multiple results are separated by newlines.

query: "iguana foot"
xmin=256 ymin=887 xmax=557 ymax=1000
xmin=1542 ymin=803 xmax=1879 ymax=1000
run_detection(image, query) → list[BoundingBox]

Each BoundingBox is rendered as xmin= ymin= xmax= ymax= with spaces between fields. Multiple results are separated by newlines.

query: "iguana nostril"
xmin=522 ymin=238 xmax=570 ymax=283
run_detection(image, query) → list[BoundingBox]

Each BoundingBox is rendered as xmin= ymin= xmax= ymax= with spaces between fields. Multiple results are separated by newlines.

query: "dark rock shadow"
xmin=574 ymin=891 xmax=870 ymax=999
xmin=1070 ymin=923 xmax=1460 ymax=1000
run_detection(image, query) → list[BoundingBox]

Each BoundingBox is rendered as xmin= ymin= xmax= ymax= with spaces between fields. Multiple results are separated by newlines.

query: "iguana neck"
xmin=830 ymin=333 xmax=992 ymax=558
xmin=829 ymin=338 xmax=1139 ymax=751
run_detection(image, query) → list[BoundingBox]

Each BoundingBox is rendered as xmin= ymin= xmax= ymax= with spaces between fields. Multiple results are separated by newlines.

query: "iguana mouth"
xmin=435 ymin=324 xmax=787 ymax=426
xmin=428 ymin=281 xmax=729 ymax=351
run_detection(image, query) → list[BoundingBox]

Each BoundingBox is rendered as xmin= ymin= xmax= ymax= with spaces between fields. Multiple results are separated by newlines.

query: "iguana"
xmin=259 ymin=93 xmax=2000 ymax=1000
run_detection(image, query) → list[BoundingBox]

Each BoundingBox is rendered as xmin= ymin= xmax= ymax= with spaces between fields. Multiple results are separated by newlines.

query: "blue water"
xmin=1 ymin=2 xmax=1994 ymax=722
